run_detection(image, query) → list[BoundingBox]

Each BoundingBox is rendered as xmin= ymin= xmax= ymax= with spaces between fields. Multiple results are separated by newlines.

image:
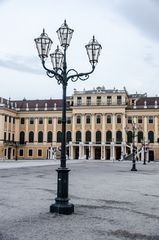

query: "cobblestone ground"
xmin=0 ymin=160 xmax=159 ymax=240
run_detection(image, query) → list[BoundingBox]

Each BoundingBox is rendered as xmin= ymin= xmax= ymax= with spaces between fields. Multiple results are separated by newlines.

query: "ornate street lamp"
xmin=34 ymin=20 xmax=102 ymax=214
xmin=125 ymin=122 xmax=139 ymax=171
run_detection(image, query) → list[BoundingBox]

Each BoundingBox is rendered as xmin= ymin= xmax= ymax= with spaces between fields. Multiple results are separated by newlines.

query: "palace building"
xmin=0 ymin=86 xmax=159 ymax=161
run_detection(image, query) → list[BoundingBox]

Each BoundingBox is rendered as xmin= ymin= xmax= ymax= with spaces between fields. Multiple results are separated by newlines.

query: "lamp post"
xmin=34 ymin=20 xmax=102 ymax=214
xmin=141 ymin=139 xmax=150 ymax=165
xmin=125 ymin=122 xmax=138 ymax=171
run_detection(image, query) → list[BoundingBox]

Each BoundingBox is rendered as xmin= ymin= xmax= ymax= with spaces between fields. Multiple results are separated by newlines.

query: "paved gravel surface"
xmin=0 ymin=160 xmax=159 ymax=240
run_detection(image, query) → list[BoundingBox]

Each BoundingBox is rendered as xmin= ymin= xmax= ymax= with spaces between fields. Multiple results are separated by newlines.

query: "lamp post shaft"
xmin=61 ymin=49 xmax=67 ymax=168
xmin=131 ymin=127 xmax=137 ymax=171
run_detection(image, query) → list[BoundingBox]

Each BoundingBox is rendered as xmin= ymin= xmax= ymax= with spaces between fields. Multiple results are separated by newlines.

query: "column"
xmin=90 ymin=145 xmax=94 ymax=159
xmin=72 ymin=114 xmax=76 ymax=143
xmin=122 ymin=114 xmax=126 ymax=142
xmin=81 ymin=114 xmax=85 ymax=143
xmin=43 ymin=117 xmax=47 ymax=143
xmin=102 ymin=114 xmax=105 ymax=143
xmin=53 ymin=117 xmax=57 ymax=143
xmin=133 ymin=117 xmax=137 ymax=143
xmin=70 ymin=144 xmax=73 ymax=160
xmin=25 ymin=118 xmax=29 ymax=142
xmin=144 ymin=116 xmax=148 ymax=141
xmin=15 ymin=118 xmax=20 ymax=142
xmin=101 ymin=144 xmax=105 ymax=160
xmin=121 ymin=143 xmax=124 ymax=160
xmin=91 ymin=114 xmax=95 ymax=143
xmin=112 ymin=114 xmax=116 ymax=142
xmin=0 ymin=114 xmax=4 ymax=143
xmin=110 ymin=142 xmax=115 ymax=160
xmin=79 ymin=143 xmax=82 ymax=159
xmin=6 ymin=116 xmax=9 ymax=141
xmin=154 ymin=116 xmax=158 ymax=143
xmin=34 ymin=118 xmax=38 ymax=143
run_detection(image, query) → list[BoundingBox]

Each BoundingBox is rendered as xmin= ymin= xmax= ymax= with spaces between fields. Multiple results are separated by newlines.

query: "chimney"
xmin=54 ymin=103 xmax=57 ymax=110
xmin=35 ymin=103 xmax=38 ymax=111
xmin=26 ymin=103 xmax=29 ymax=111
xmin=144 ymin=100 xmax=147 ymax=108
xmin=45 ymin=102 xmax=47 ymax=110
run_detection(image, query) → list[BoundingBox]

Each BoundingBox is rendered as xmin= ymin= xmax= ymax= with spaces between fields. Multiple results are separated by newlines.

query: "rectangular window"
xmin=128 ymin=116 xmax=132 ymax=124
xmin=13 ymin=118 xmax=15 ymax=124
xmin=39 ymin=118 xmax=43 ymax=124
xmin=8 ymin=133 xmax=10 ymax=142
xmin=21 ymin=118 xmax=25 ymax=124
xmin=4 ymin=132 xmax=6 ymax=141
xmin=67 ymin=117 xmax=71 ymax=124
xmin=138 ymin=116 xmax=142 ymax=124
xmin=30 ymin=118 xmax=34 ymax=124
xmin=117 ymin=96 xmax=122 ymax=104
xmin=58 ymin=117 xmax=62 ymax=124
xmin=12 ymin=134 xmax=14 ymax=142
xmin=149 ymin=116 xmax=153 ymax=124
xmin=77 ymin=97 xmax=82 ymax=106
xmin=9 ymin=116 xmax=11 ymax=123
xmin=48 ymin=117 xmax=52 ymax=124
xmin=5 ymin=115 xmax=7 ymax=122
xmin=19 ymin=149 xmax=23 ymax=156
xmin=107 ymin=96 xmax=112 ymax=104
xmin=97 ymin=96 xmax=101 ymax=105
xmin=29 ymin=149 xmax=33 ymax=156
xmin=86 ymin=96 xmax=91 ymax=106
xmin=38 ymin=149 xmax=42 ymax=157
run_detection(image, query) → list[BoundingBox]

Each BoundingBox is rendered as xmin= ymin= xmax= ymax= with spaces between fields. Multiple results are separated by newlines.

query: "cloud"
xmin=107 ymin=0 xmax=159 ymax=42
xmin=0 ymin=54 xmax=43 ymax=75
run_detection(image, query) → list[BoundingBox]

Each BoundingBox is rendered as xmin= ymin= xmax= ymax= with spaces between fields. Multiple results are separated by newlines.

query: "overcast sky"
xmin=0 ymin=0 xmax=159 ymax=100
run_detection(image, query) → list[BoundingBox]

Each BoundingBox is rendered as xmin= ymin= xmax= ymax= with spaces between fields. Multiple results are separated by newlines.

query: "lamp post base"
xmin=50 ymin=201 xmax=74 ymax=214
xmin=131 ymin=167 xmax=137 ymax=171
xmin=50 ymin=167 xmax=74 ymax=215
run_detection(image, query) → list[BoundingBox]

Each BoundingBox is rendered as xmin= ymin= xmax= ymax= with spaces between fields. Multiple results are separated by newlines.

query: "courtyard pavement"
xmin=0 ymin=159 xmax=159 ymax=240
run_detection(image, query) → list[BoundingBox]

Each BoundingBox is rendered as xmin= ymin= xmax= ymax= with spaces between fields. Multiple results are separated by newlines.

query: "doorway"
xmin=106 ymin=148 xmax=110 ymax=160
xmin=95 ymin=147 xmax=101 ymax=160
xmin=75 ymin=147 xmax=79 ymax=159
xmin=116 ymin=147 xmax=121 ymax=160
xmin=149 ymin=150 xmax=154 ymax=161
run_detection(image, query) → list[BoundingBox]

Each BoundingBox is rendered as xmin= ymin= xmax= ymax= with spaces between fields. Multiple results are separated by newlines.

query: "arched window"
xmin=47 ymin=131 xmax=52 ymax=143
xmin=76 ymin=115 xmax=81 ymax=124
xmin=117 ymin=115 xmax=121 ymax=124
xmin=86 ymin=115 xmax=91 ymax=124
xmin=148 ymin=131 xmax=154 ymax=143
xmin=57 ymin=131 xmax=62 ymax=143
xmin=66 ymin=131 xmax=72 ymax=143
xmin=29 ymin=131 xmax=34 ymax=143
xmin=96 ymin=115 xmax=101 ymax=124
xmin=138 ymin=131 xmax=143 ymax=143
xmin=38 ymin=131 xmax=43 ymax=143
xmin=85 ymin=131 xmax=91 ymax=143
xmin=20 ymin=131 xmax=25 ymax=144
xmin=76 ymin=131 xmax=81 ymax=143
xmin=107 ymin=115 xmax=111 ymax=124
xmin=106 ymin=131 xmax=112 ymax=143
xmin=127 ymin=131 xmax=132 ymax=143
xmin=116 ymin=131 xmax=122 ymax=143
xmin=96 ymin=131 xmax=101 ymax=144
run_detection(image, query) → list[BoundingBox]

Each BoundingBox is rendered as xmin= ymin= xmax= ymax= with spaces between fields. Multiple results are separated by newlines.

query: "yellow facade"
xmin=0 ymin=87 xmax=159 ymax=161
